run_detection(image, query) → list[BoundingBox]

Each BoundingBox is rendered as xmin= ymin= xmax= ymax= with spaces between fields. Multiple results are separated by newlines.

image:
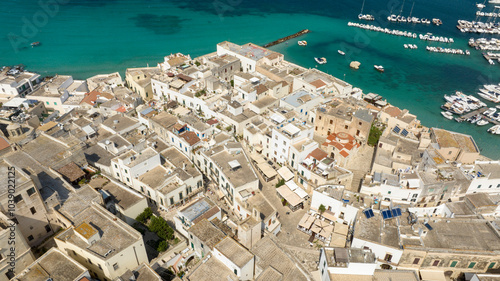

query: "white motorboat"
xmin=338 ymin=50 xmax=345 ymax=55
xmin=314 ymin=57 xmax=327 ymax=64
xmin=374 ymin=65 xmax=385 ymax=72
xmin=441 ymin=111 xmax=454 ymax=119
xmin=298 ymin=40 xmax=308 ymax=46
xmin=477 ymin=119 xmax=489 ymax=126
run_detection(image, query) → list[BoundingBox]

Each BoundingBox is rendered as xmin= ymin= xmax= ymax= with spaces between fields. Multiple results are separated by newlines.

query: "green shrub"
xmin=136 ymin=207 xmax=153 ymax=223
xmin=368 ymin=125 xmax=384 ymax=146
xmin=275 ymin=179 xmax=285 ymax=188
xmin=148 ymin=216 xmax=174 ymax=240
xmin=157 ymin=240 xmax=169 ymax=252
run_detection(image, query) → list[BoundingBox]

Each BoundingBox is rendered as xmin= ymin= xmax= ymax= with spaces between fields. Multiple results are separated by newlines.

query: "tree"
xmin=149 ymin=216 xmax=174 ymax=240
xmin=368 ymin=124 xmax=384 ymax=146
xmin=230 ymin=80 xmax=234 ymax=87
xmin=275 ymin=179 xmax=285 ymax=188
xmin=157 ymin=240 xmax=169 ymax=252
xmin=136 ymin=207 xmax=153 ymax=223
xmin=318 ymin=204 xmax=326 ymax=215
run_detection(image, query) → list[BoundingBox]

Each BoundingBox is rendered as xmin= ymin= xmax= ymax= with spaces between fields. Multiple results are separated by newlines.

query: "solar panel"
xmin=363 ymin=209 xmax=374 ymax=219
xmin=401 ymin=129 xmax=409 ymax=137
xmin=382 ymin=210 xmax=389 ymax=219
xmin=424 ymin=223 xmax=433 ymax=231
xmin=393 ymin=126 xmax=401 ymax=134
xmin=391 ymin=207 xmax=402 ymax=217
xmin=382 ymin=209 xmax=393 ymax=220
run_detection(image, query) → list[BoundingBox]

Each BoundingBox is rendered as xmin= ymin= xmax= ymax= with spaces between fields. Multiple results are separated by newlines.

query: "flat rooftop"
xmin=179 ymin=197 xmax=216 ymax=222
xmin=187 ymin=256 xmax=238 ymax=281
xmin=56 ymin=204 xmax=140 ymax=260
xmin=215 ymin=237 xmax=254 ymax=267
xmin=209 ymin=142 xmax=258 ymax=188
xmin=189 ymin=219 xmax=226 ymax=250
xmin=432 ymin=128 xmax=479 ymax=153
xmin=218 ymin=41 xmax=279 ymax=61
xmin=0 ymin=159 xmax=29 ymax=196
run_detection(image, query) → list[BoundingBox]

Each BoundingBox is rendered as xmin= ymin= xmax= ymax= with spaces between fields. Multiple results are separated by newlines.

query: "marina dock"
xmin=459 ymin=107 xmax=488 ymax=120
xmin=263 ymin=29 xmax=310 ymax=48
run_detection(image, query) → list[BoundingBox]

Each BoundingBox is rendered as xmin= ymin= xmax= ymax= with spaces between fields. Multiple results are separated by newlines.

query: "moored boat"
xmin=298 ymin=40 xmax=307 ymax=46
xmin=31 ymin=41 xmax=41 ymax=47
xmin=441 ymin=111 xmax=454 ymax=120
xmin=338 ymin=50 xmax=345 ymax=56
xmin=314 ymin=57 xmax=327 ymax=64
xmin=374 ymin=65 xmax=385 ymax=72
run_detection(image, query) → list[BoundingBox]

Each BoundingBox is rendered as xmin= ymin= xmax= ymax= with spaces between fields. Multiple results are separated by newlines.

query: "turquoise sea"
xmin=1 ymin=0 xmax=500 ymax=158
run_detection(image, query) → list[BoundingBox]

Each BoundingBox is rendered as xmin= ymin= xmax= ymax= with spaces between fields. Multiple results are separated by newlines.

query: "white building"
xmin=318 ymin=247 xmax=377 ymax=281
xmin=213 ymin=237 xmax=255 ymax=280
xmin=0 ymin=71 xmax=41 ymax=98
xmin=28 ymin=75 xmax=73 ymax=114
xmin=12 ymin=248 xmax=90 ymax=281
xmin=54 ymin=203 xmax=148 ymax=281
xmin=463 ymin=161 xmax=500 ymax=195
xmin=110 ymin=147 xmax=161 ymax=187
xmin=311 ymin=185 xmax=359 ymax=225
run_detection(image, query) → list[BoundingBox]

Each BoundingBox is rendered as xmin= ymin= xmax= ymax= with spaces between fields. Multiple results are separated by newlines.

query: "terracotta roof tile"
xmin=310 ymin=79 xmax=327 ymax=88
xmin=308 ymin=148 xmax=328 ymax=161
xmin=339 ymin=150 xmax=350 ymax=158
xmin=179 ymin=131 xmax=200 ymax=146
xmin=0 ymin=136 xmax=10 ymax=151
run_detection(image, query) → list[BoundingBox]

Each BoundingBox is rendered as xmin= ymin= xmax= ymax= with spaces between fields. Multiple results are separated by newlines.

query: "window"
xmin=127 ymin=177 xmax=130 ymax=182
xmin=478 ymin=185 xmax=482 ymax=189
xmin=450 ymin=261 xmax=457 ymax=267
xmin=489 ymin=185 xmax=492 ymax=188
xmin=124 ymin=169 xmax=128 ymax=174
xmin=45 ymin=225 xmax=51 ymax=233
xmin=179 ymin=192 xmax=183 ymax=200
xmin=26 ymin=187 xmax=36 ymax=196
xmin=344 ymin=125 xmax=348 ymax=129
xmin=201 ymin=243 xmax=204 ymax=248
xmin=468 ymin=262 xmax=476 ymax=268
xmin=116 ymin=173 xmax=120 ymax=177
xmin=489 ymin=262 xmax=496 ymax=269
xmin=14 ymin=194 xmax=23 ymax=203
xmin=170 ymin=197 xmax=174 ymax=205
xmin=319 ymin=116 xmax=322 ymax=120
xmin=113 ymin=263 xmax=119 ymax=270
xmin=140 ymin=186 xmax=144 ymax=192
xmin=413 ymin=258 xmax=420 ymax=264
xmin=30 ymin=207 xmax=36 ymax=214
xmin=234 ymin=269 xmax=238 ymax=275
xmin=54 ymin=102 xmax=57 ymax=105
xmin=98 ymin=264 xmax=102 ymax=270
xmin=28 ymin=235 xmax=34 ymax=241
xmin=329 ymin=120 xmax=333 ymax=124
xmin=46 ymin=101 xmax=49 ymax=105
xmin=432 ymin=260 xmax=440 ymax=266
xmin=88 ymin=258 xmax=93 ymax=265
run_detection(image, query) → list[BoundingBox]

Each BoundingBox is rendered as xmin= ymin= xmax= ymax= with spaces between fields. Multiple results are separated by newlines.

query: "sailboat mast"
xmin=360 ymin=0 xmax=365 ymax=14
xmin=409 ymin=2 xmax=414 ymax=17
xmin=399 ymin=0 xmax=406 ymax=16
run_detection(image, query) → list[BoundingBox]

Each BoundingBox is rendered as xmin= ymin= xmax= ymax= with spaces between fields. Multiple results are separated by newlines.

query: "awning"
xmin=322 ymin=210 xmax=336 ymax=222
xmin=329 ymin=232 xmax=347 ymax=247
xmin=298 ymin=213 xmax=315 ymax=230
xmin=270 ymin=113 xmax=285 ymax=124
xmin=286 ymin=180 xmax=299 ymax=191
xmin=334 ymin=223 xmax=349 ymax=236
xmin=257 ymin=162 xmax=277 ymax=179
xmin=250 ymin=153 xmax=266 ymax=164
xmin=277 ymin=185 xmax=303 ymax=207
xmin=277 ymin=166 xmax=294 ymax=181
xmin=294 ymin=187 xmax=308 ymax=199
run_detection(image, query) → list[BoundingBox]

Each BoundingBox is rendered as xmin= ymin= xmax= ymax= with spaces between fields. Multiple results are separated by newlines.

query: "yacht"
xmin=441 ymin=111 xmax=454 ymax=120
xmin=432 ymin=18 xmax=443 ymax=25
xmin=314 ymin=57 xmax=327 ymax=64
xmin=374 ymin=65 xmax=385 ymax=72
xmin=338 ymin=50 xmax=345 ymax=55
xmin=298 ymin=40 xmax=307 ymax=46
xmin=477 ymin=3 xmax=486 ymax=9
xmin=477 ymin=119 xmax=489 ymax=126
